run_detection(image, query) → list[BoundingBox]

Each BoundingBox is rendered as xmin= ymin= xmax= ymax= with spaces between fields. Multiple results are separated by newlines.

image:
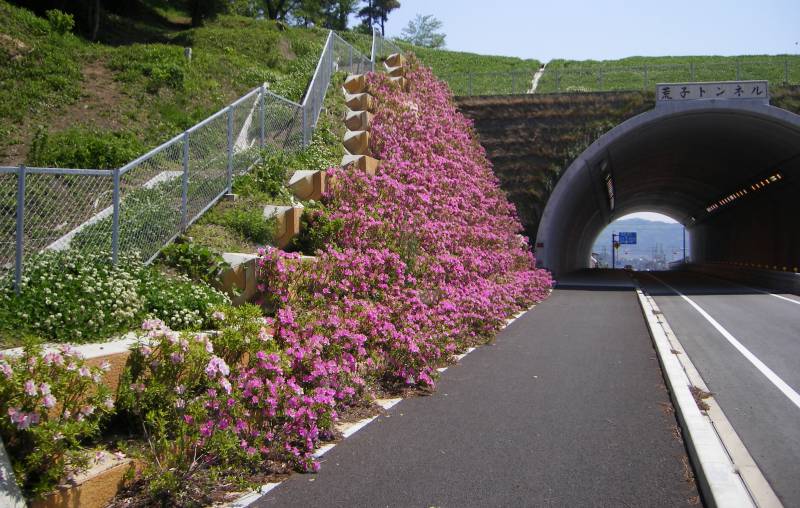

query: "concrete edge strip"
xmin=225 ymin=302 xmax=538 ymax=507
xmin=642 ymin=290 xmax=782 ymax=507
xmin=634 ymin=286 xmax=761 ymax=508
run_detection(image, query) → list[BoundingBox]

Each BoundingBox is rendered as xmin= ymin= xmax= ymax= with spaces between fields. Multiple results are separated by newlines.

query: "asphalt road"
xmin=638 ymin=270 xmax=800 ymax=506
xmin=255 ymin=274 xmax=698 ymax=507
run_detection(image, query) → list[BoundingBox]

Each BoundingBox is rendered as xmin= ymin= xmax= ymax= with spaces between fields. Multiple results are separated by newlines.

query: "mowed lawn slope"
xmin=537 ymin=55 xmax=800 ymax=93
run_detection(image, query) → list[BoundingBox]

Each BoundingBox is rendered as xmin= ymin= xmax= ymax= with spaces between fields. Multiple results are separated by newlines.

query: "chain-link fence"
xmin=371 ymin=27 xmax=403 ymax=63
xmin=2 ymin=28 xmax=405 ymax=290
xmin=444 ymin=57 xmax=800 ymax=96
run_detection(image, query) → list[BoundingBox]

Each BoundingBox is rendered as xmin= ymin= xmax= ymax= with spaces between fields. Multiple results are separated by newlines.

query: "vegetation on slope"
xmin=0 ymin=0 xmax=328 ymax=166
xmin=536 ymin=55 xmax=800 ymax=94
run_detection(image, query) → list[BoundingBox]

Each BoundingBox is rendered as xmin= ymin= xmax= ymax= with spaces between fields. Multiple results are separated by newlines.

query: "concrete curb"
xmin=635 ymin=285 xmax=777 ymax=508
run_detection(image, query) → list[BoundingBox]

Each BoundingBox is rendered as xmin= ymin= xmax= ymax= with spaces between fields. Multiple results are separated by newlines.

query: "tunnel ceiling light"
xmin=705 ymin=171 xmax=784 ymax=214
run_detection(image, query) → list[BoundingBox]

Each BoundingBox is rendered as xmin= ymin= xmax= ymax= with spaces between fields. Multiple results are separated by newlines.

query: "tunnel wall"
xmin=691 ymin=179 xmax=800 ymax=270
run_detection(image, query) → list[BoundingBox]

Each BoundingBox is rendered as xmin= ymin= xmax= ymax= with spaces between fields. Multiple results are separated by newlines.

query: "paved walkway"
xmin=256 ymin=271 xmax=699 ymax=507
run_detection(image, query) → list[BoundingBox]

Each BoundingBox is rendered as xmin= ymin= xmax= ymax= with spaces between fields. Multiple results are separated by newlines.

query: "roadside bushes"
xmin=0 ymin=343 xmax=114 ymax=497
xmin=116 ymin=308 xmax=335 ymax=504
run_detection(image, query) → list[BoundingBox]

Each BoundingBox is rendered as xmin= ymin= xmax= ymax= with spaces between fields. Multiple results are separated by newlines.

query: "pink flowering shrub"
xmin=257 ymin=61 xmax=552 ymax=395
xmin=117 ymin=307 xmax=337 ymax=501
xmin=0 ymin=344 xmax=114 ymax=497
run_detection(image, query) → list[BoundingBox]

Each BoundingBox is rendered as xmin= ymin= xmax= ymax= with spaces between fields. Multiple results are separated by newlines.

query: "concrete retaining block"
xmin=389 ymin=76 xmax=409 ymax=91
xmin=30 ymin=452 xmax=136 ymax=508
xmin=383 ymin=64 xmax=405 ymax=78
xmin=341 ymin=154 xmax=380 ymax=176
xmin=263 ymin=205 xmax=303 ymax=249
xmin=343 ymin=74 xmax=368 ymax=94
xmin=345 ymin=93 xmax=376 ymax=113
xmin=288 ymin=169 xmax=327 ymax=201
xmin=343 ymin=130 xmax=370 ymax=156
xmin=345 ymin=110 xmax=374 ymax=132
xmin=219 ymin=253 xmax=260 ymax=306
xmin=385 ymin=53 xmax=406 ymax=68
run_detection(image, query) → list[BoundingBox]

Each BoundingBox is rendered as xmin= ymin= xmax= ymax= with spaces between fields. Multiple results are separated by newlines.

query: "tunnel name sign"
xmin=656 ymin=80 xmax=769 ymax=105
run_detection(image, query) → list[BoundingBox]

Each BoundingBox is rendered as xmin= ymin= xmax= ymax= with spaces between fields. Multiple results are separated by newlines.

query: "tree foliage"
xmin=400 ymin=13 xmax=445 ymax=48
xmin=357 ymin=0 xmax=400 ymax=35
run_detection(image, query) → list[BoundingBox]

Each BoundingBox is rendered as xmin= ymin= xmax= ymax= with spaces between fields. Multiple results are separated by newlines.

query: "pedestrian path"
xmin=255 ymin=271 xmax=699 ymax=507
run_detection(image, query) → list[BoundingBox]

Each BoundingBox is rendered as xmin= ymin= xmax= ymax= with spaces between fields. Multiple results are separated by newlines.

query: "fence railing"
xmin=1 ymin=29 xmax=401 ymax=289
xmin=444 ymin=57 xmax=800 ymax=96
xmin=371 ymin=27 xmax=403 ymax=64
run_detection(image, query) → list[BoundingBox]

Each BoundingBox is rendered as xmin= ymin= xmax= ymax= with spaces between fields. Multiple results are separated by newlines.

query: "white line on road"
xmin=651 ymin=274 xmax=800 ymax=411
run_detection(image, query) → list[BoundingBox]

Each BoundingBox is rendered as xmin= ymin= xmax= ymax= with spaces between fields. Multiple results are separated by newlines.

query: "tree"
xmin=189 ymin=0 xmax=227 ymax=27
xmin=322 ymin=0 xmax=358 ymax=30
xmin=261 ymin=0 xmax=300 ymax=20
xmin=357 ymin=0 xmax=400 ymax=36
xmin=399 ymin=13 xmax=445 ymax=48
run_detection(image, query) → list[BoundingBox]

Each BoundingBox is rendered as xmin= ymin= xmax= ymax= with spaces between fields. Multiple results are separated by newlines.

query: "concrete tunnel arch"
xmin=535 ymin=99 xmax=800 ymax=277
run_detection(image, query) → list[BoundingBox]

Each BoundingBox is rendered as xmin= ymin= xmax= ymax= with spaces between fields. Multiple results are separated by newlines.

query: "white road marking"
xmin=651 ymin=274 xmax=800 ymax=411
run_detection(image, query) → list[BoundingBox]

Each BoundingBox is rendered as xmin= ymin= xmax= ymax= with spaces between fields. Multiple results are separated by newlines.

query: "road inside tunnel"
xmin=535 ymin=100 xmax=800 ymax=277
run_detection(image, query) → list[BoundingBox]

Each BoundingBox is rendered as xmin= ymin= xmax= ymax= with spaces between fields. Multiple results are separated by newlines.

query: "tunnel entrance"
xmin=590 ymin=212 xmax=687 ymax=270
xmin=535 ymin=99 xmax=800 ymax=277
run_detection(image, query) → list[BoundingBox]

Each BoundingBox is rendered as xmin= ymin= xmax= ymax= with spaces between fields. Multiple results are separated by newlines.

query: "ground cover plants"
xmin=0 ymin=250 xmax=228 ymax=347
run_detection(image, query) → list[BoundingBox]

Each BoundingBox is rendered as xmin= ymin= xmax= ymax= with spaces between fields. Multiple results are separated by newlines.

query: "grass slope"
xmin=537 ymin=55 xmax=800 ymax=94
xmin=338 ymin=31 xmax=541 ymax=95
xmin=0 ymin=0 xmax=328 ymax=166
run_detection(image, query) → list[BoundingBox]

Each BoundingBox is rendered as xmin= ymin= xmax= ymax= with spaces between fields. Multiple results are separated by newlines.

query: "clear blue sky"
xmin=379 ymin=0 xmax=800 ymax=62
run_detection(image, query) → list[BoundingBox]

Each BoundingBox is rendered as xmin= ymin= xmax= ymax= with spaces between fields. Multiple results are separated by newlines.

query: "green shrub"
xmin=28 ymin=127 xmax=144 ymax=169
xmin=0 ymin=251 xmax=144 ymax=343
xmin=44 ymin=9 xmax=73 ymax=35
xmin=287 ymin=202 xmax=343 ymax=255
xmin=0 ymin=342 xmax=114 ymax=497
xmin=138 ymin=268 xmax=229 ymax=330
xmin=203 ymin=201 xmax=277 ymax=245
xmin=159 ymin=240 xmax=230 ymax=285
xmin=233 ymin=154 xmax=291 ymax=201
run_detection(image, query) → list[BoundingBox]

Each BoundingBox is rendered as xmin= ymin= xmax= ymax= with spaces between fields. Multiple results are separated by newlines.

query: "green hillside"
xmin=0 ymin=0 xmax=329 ymax=167
xmin=533 ymin=55 xmax=800 ymax=94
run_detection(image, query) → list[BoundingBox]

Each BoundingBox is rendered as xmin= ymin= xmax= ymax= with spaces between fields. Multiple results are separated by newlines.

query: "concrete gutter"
xmin=635 ymin=284 xmax=781 ymax=508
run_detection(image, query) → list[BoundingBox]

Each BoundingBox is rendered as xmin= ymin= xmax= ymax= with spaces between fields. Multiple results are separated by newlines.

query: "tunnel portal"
xmin=534 ymin=96 xmax=800 ymax=276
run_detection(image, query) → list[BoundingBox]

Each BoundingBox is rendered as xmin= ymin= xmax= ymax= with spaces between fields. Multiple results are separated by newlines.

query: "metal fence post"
xmin=111 ymin=167 xmax=120 ymax=264
xmin=736 ymin=60 xmax=741 ymax=80
xmin=556 ymin=69 xmax=561 ymax=93
xmin=349 ymin=45 xmax=353 ymax=72
xmin=468 ymin=72 xmax=473 ymax=96
xmin=226 ymin=105 xmax=234 ymax=192
xmin=512 ymin=72 xmax=516 ymax=94
xmin=181 ymin=131 xmax=189 ymax=227
xmin=14 ymin=164 xmax=25 ymax=294
xmin=259 ymin=85 xmax=265 ymax=148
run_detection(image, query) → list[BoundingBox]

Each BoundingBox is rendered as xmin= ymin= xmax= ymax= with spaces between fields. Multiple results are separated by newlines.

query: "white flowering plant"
xmin=0 ymin=251 xmax=144 ymax=343
xmin=0 ymin=250 xmax=231 ymax=345
xmin=0 ymin=342 xmax=114 ymax=497
xmin=137 ymin=267 xmax=230 ymax=330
